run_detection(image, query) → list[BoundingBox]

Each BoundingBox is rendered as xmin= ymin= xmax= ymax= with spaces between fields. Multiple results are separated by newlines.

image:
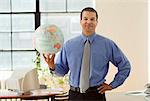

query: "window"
xmin=0 ymin=0 xmax=95 ymax=70
xmin=0 ymin=0 xmax=36 ymax=70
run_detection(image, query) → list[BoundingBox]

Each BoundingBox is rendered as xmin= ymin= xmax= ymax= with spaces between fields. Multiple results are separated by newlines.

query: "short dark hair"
xmin=80 ymin=7 xmax=98 ymax=21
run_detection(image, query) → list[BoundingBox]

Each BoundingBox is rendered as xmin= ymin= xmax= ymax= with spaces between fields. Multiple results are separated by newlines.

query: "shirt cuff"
xmin=109 ymin=81 xmax=119 ymax=89
xmin=49 ymin=68 xmax=55 ymax=71
xmin=49 ymin=65 xmax=55 ymax=74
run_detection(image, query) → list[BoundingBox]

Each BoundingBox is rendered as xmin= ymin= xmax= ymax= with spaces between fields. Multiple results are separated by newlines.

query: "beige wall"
xmin=95 ymin=0 xmax=148 ymax=92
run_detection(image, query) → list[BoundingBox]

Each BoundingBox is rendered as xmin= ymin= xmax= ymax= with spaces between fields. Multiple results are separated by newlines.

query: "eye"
xmin=84 ymin=18 xmax=88 ymax=20
xmin=91 ymin=18 xmax=95 ymax=21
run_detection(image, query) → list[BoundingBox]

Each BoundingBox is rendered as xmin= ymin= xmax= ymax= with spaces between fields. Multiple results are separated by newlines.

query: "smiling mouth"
xmin=86 ymin=26 xmax=93 ymax=29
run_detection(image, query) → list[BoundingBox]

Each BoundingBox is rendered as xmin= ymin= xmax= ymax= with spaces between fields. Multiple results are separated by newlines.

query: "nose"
xmin=87 ymin=20 xmax=92 ymax=24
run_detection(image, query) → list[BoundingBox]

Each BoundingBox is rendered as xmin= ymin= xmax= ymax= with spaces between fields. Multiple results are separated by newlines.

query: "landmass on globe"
xmin=33 ymin=24 xmax=64 ymax=54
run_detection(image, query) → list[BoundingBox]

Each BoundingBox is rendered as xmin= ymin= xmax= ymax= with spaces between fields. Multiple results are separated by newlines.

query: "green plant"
xmin=34 ymin=52 xmax=69 ymax=91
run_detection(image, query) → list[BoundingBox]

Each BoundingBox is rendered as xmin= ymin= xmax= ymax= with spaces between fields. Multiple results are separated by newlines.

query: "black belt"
xmin=70 ymin=85 xmax=99 ymax=93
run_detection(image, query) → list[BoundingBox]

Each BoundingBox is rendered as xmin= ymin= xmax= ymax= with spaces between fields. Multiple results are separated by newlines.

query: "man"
xmin=43 ymin=7 xmax=131 ymax=101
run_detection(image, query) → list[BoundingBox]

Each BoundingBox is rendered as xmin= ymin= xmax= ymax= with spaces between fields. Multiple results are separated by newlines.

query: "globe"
xmin=33 ymin=24 xmax=64 ymax=54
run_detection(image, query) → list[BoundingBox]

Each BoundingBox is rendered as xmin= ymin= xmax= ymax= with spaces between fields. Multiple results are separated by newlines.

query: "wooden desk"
xmin=0 ymin=89 xmax=59 ymax=101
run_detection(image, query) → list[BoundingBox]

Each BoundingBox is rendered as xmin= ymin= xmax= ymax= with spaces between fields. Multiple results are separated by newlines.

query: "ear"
xmin=80 ymin=20 xmax=82 ymax=25
xmin=96 ymin=20 xmax=98 ymax=26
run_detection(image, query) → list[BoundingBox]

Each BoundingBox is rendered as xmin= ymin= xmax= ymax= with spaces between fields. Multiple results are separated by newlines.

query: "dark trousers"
xmin=69 ymin=89 xmax=106 ymax=101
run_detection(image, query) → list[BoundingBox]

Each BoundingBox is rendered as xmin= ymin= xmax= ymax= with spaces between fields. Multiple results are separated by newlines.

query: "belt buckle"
xmin=79 ymin=88 xmax=89 ymax=93
xmin=80 ymin=90 xmax=86 ymax=93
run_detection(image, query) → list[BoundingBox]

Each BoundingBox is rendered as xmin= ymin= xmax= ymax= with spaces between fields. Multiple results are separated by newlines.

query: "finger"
xmin=99 ymin=87 xmax=107 ymax=92
xmin=47 ymin=53 xmax=51 ymax=58
xmin=99 ymin=87 xmax=107 ymax=94
xmin=98 ymin=83 xmax=110 ymax=90
xmin=99 ymin=86 xmax=112 ymax=94
xmin=97 ymin=85 xmax=105 ymax=90
xmin=98 ymin=86 xmax=105 ymax=92
xmin=43 ymin=54 xmax=46 ymax=60
xmin=100 ymin=90 xmax=105 ymax=94
xmin=51 ymin=53 xmax=55 ymax=58
xmin=99 ymin=88 xmax=104 ymax=94
xmin=43 ymin=53 xmax=51 ymax=62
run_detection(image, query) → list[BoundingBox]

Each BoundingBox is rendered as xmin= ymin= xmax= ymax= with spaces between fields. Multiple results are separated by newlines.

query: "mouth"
xmin=85 ymin=25 xmax=93 ymax=30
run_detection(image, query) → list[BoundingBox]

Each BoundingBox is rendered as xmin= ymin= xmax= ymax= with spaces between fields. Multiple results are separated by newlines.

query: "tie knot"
xmin=85 ymin=39 xmax=90 ymax=44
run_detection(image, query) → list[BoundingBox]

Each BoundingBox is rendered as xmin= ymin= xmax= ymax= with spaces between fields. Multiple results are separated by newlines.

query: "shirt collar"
xmin=81 ymin=33 xmax=96 ymax=44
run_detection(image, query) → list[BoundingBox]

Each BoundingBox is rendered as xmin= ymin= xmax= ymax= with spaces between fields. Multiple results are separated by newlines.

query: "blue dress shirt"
xmin=54 ymin=33 xmax=131 ymax=89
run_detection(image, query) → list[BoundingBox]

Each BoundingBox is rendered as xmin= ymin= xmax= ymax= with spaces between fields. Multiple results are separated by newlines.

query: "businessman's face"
xmin=80 ymin=11 xmax=98 ymax=36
